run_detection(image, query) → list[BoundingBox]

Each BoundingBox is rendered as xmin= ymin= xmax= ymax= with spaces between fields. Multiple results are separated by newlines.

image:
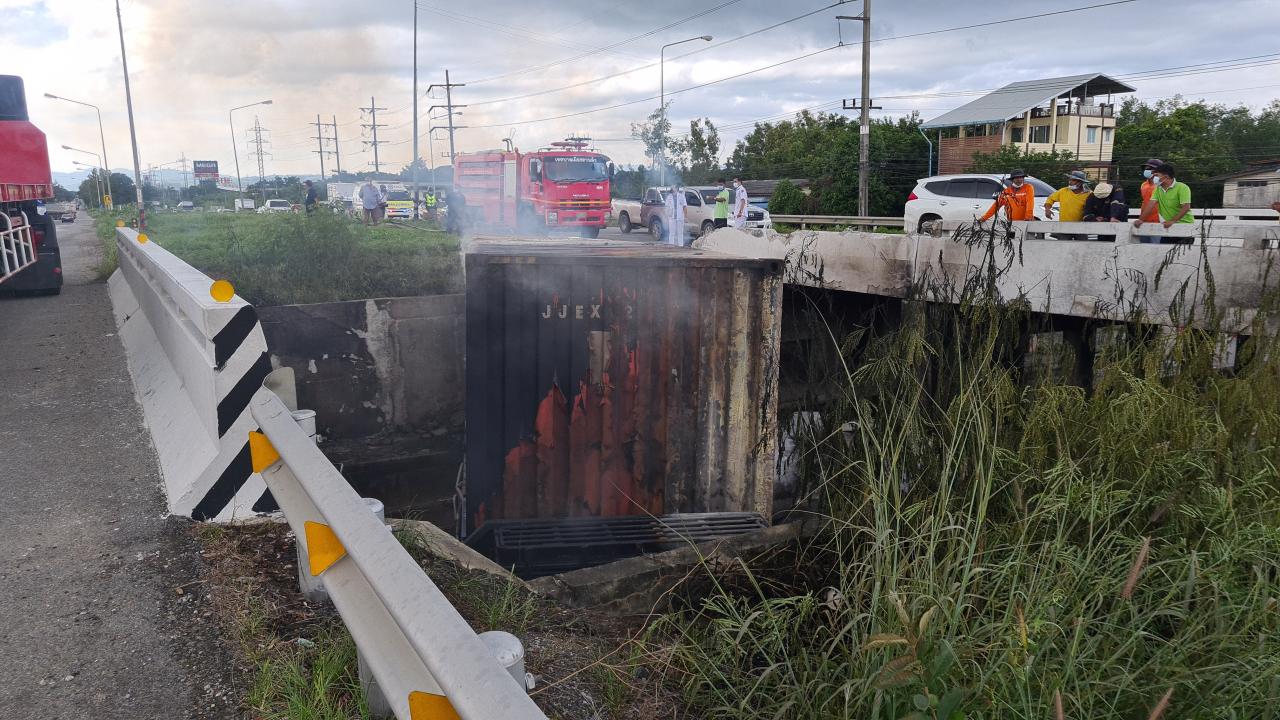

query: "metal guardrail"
xmin=771 ymin=214 xmax=905 ymax=229
xmin=248 ymin=370 xmax=547 ymax=720
xmin=1 ymin=210 xmax=37 ymax=284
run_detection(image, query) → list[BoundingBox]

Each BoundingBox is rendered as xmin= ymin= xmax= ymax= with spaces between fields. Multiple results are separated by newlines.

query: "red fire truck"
xmin=453 ymin=139 xmax=613 ymax=238
xmin=1 ymin=74 xmax=62 ymax=293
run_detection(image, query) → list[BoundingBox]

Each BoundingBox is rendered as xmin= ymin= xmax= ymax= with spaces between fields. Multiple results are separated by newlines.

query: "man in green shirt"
xmin=713 ymin=178 xmax=730 ymax=229
xmin=1134 ymin=162 xmax=1193 ymax=243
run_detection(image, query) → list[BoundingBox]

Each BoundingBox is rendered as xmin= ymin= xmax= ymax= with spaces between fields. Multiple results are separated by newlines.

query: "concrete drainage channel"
xmin=109 ymin=227 xmax=804 ymax=716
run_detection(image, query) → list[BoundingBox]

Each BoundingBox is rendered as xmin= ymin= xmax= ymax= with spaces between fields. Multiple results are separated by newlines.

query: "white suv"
xmin=904 ymin=174 xmax=1055 ymax=233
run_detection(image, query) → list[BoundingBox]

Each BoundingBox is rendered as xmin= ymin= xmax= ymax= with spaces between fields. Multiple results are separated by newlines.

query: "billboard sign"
xmin=193 ymin=160 xmax=219 ymax=180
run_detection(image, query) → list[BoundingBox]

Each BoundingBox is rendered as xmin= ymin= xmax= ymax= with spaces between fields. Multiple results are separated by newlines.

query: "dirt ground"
xmin=193 ymin=521 xmax=685 ymax=719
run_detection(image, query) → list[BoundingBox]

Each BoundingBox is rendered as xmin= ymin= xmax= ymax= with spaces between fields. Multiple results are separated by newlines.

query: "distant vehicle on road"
xmin=257 ymin=198 xmax=292 ymax=214
xmin=176 ymin=201 xmax=195 ymax=212
xmin=234 ymin=198 xmax=256 ymax=211
xmin=904 ymin=173 xmax=1054 ymax=233
xmin=640 ymin=186 xmax=772 ymax=241
xmin=0 ymin=74 xmax=62 ymax=294
xmin=382 ymin=185 xmax=414 ymax=219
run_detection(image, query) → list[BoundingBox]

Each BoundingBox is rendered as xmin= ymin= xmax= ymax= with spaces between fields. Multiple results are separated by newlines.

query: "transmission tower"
xmin=246 ymin=116 xmax=272 ymax=201
xmin=360 ymin=97 xmax=388 ymax=175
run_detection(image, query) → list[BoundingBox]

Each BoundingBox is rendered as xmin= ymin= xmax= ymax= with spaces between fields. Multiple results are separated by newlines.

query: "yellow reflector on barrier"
xmin=248 ymin=431 xmax=280 ymax=473
xmin=210 ymin=279 xmax=235 ymax=303
xmin=304 ymin=521 xmax=345 ymax=576
xmin=115 ymin=220 xmax=125 ymax=227
xmin=137 ymin=232 xmax=149 ymax=244
xmin=408 ymin=691 xmax=461 ymax=720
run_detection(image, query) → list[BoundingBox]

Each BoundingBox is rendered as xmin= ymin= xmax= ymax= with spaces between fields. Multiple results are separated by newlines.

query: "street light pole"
xmin=229 ymin=100 xmax=272 ymax=209
xmin=72 ymin=160 xmax=103 ymax=208
xmin=44 ymin=93 xmax=113 ymax=209
xmin=838 ymin=3 xmax=873 ymax=217
xmin=658 ymin=35 xmax=712 ymax=186
xmin=114 ymin=0 xmax=146 ymax=228
xmin=63 ymin=144 xmax=104 ymax=206
xmin=412 ymin=0 xmax=420 ymax=220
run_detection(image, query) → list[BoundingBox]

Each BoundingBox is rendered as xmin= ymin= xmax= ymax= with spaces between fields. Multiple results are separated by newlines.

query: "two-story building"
xmin=922 ymin=74 xmax=1136 ymax=178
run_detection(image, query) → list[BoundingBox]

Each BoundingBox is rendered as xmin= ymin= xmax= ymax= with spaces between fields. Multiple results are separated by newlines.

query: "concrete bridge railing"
xmin=698 ymin=221 xmax=1280 ymax=333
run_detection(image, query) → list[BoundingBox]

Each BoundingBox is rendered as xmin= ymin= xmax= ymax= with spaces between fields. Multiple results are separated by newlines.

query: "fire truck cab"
xmin=454 ymin=139 xmax=613 ymax=238
xmin=1 ymin=75 xmax=62 ymax=294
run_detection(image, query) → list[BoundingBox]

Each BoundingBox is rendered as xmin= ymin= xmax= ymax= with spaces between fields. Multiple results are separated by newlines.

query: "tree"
xmin=769 ymin=180 xmax=806 ymax=215
xmin=968 ymin=145 xmax=1077 ymax=184
xmin=78 ymin=170 xmax=135 ymax=207
xmin=51 ymin=183 xmax=77 ymax=202
xmin=632 ymin=103 xmax=682 ymax=178
xmin=683 ymin=118 xmax=721 ymax=183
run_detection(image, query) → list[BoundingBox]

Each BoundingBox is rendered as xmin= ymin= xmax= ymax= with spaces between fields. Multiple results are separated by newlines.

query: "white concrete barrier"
xmin=108 ymin=227 xmax=274 ymax=520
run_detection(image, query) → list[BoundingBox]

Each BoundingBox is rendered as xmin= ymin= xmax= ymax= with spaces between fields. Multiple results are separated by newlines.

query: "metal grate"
xmin=468 ymin=512 xmax=767 ymax=578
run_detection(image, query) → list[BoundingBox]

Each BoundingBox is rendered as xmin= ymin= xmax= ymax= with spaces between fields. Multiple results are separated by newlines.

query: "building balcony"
xmin=1029 ymin=103 xmax=1115 ymax=119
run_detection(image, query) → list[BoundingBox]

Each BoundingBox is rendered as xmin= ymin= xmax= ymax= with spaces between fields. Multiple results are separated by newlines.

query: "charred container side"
xmin=463 ymin=240 xmax=784 ymax=536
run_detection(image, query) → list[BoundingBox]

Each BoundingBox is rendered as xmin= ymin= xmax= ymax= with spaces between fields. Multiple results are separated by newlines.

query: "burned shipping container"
xmin=463 ymin=239 xmax=784 ymax=537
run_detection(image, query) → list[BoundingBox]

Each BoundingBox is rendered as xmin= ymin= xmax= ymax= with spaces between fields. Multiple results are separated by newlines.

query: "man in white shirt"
xmin=664 ymin=184 xmax=688 ymax=246
xmin=358 ymin=180 xmax=381 ymax=226
xmin=731 ymin=177 xmax=749 ymax=229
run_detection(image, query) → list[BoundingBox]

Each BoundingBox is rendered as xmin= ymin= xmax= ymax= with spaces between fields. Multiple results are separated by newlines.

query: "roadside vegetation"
xmin=638 ymin=230 xmax=1280 ymax=718
xmin=92 ymin=210 xmax=460 ymax=305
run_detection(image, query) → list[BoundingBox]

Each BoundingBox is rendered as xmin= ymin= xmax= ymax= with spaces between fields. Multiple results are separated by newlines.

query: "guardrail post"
xmin=352 ymin=497 xmax=394 ymax=718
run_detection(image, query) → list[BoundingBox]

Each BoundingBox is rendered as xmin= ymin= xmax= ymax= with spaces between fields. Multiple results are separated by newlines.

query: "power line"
xmin=465 ymin=0 xmax=748 ymax=85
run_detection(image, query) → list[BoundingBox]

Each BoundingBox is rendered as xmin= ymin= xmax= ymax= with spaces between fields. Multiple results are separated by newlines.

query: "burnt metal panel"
xmin=464 ymin=238 xmax=783 ymax=534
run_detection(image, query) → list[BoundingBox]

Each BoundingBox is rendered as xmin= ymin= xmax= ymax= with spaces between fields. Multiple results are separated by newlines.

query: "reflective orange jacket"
xmin=979 ymin=183 xmax=1036 ymax=222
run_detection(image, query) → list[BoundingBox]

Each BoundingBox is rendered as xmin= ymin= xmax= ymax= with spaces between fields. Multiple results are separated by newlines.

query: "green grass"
xmin=645 ymin=234 xmax=1280 ymax=719
xmin=246 ymin=622 xmax=371 ymax=720
xmin=92 ymin=209 xmax=459 ymax=306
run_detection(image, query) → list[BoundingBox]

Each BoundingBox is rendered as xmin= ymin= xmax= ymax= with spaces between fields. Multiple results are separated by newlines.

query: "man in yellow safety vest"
xmin=425 ymin=190 xmax=437 ymax=221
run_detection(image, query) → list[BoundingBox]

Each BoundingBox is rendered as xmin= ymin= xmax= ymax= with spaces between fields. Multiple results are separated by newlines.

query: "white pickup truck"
xmin=614 ymin=187 xmax=771 ymax=240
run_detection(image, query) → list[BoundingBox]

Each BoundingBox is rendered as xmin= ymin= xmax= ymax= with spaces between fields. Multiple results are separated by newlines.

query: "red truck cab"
xmin=454 ymin=139 xmax=612 ymax=238
xmin=1 ymin=75 xmax=63 ymax=294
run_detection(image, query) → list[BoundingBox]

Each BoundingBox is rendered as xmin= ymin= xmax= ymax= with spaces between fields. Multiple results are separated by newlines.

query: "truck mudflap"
xmin=1 ymin=210 xmax=38 ymax=284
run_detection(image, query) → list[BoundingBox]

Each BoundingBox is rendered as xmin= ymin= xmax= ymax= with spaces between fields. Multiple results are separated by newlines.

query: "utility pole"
xmin=412 ymin=1 xmax=420 ymax=217
xmin=247 ymin=116 xmax=271 ymax=202
xmin=360 ymin=96 xmax=388 ymax=175
xmin=179 ymin=152 xmax=190 ymax=194
xmin=331 ymin=115 xmax=342 ymax=177
xmin=427 ymin=71 xmax=466 ymax=183
xmin=114 ymin=0 xmax=146 ymax=228
xmin=838 ymin=4 xmax=876 ymax=218
xmin=312 ymin=114 xmax=327 ymax=179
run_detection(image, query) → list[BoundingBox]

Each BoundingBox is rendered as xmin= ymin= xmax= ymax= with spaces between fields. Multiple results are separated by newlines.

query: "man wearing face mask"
xmin=1135 ymin=158 xmax=1163 ymax=243
xmin=1044 ymin=170 xmax=1092 ymax=240
xmin=979 ymin=168 xmax=1035 ymax=223
xmin=731 ymin=177 xmax=749 ymax=230
xmin=1134 ymin=162 xmax=1193 ymax=243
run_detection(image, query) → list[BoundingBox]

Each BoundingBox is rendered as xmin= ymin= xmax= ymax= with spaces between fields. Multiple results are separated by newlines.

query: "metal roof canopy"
xmin=921 ymin=73 xmax=1136 ymax=130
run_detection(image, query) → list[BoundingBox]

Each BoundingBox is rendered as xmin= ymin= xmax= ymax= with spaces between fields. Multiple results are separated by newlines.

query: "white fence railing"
xmin=249 ymin=370 xmax=547 ymax=720
xmin=771 ymin=214 xmax=905 ymax=229
xmin=0 ymin=210 xmax=37 ymax=284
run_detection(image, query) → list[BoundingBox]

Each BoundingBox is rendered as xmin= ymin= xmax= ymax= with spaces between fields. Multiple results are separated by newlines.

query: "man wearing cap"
xmin=979 ymin=169 xmax=1036 ymax=223
xmin=1083 ymin=181 xmax=1127 ymax=223
xmin=1134 ymin=162 xmax=1194 ymax=242
xmin=1135 ymin=158 xmax=1163 ymax=243
xmin=1044 ymin=169 xmax=1093 ymax=240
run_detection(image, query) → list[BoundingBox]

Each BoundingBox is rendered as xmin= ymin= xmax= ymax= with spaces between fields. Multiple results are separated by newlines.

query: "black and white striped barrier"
xmin=108 ymin=226 xmax=275 ymax=521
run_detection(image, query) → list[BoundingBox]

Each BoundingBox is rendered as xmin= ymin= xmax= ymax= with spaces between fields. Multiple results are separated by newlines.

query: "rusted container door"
xmin=463 ymin=240 xmax=783 ymax=536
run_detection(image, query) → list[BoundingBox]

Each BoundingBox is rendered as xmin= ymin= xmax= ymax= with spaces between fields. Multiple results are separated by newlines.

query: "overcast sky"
xmin=6 ymin=0 xmax=1279 ymax=181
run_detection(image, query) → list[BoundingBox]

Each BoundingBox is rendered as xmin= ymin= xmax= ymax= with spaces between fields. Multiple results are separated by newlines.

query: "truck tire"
xmin=580 ymin=226 xmax=601 ymax=239
xmin=619 ymin=213 xmax=632 ymax=233
xmin=700 ymin=220 xmax=715 ymax=236
xmin=649 ymin=217 xmax=664 ymax=240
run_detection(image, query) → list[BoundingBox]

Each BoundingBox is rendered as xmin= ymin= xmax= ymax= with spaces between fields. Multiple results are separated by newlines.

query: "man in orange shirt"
xmin=1136 ymin=158 xmax=1163 ymax=243
xmin=979 ymin=169 xmax=1036 ymax=222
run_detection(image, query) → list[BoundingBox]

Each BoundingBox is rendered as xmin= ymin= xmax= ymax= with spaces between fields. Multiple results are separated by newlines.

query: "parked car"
xmin=257 ymin=198 xmax=292 ymax=214
xmin=176 ymin=201 xmax=195 ymax=212
xmin=904 ymin=173 xmax=1055 ymax=233
xmin=640 ymin=186 xmax=773 ymax=241
xmin=612 ymin=198 xmax=643 ymax=233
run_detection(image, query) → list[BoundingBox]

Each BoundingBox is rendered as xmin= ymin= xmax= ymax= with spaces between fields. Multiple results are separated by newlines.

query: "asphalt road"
xmin=0 ymin=216 xmax=236 ymax=719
